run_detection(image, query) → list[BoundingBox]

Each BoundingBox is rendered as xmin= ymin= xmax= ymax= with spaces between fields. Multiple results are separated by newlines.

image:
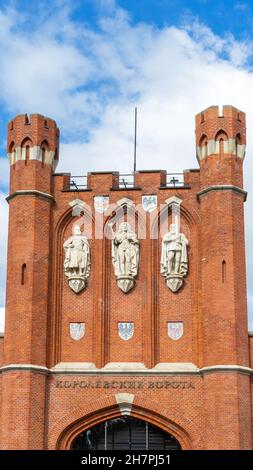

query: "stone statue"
xmin=161 ymin=223 xmax=189 ymax=292
xmin=63 ymin=225 xmax=91 ymax=293
xmin=111 ymin=222 xmax=139 ymax=293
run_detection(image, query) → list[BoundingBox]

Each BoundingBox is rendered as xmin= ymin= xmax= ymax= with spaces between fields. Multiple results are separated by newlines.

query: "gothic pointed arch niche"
xmin=199 ymin=134 xmax=208 ymax=159
xmin=102 ymin=201 xmax=146 ymax=366
xmin=214 ymin=129 xmax=228 ymax=156
xmin=150 ymin=201 xmax=200 ymax=366
xmin=49 ymin=204 xmax=95 ymax=366
xmin=104 ymin=201 xmax=142 ymax=295
xmin=40 ymin=139 xmax=49 ymax=167
xmin=21 ymin=137 xmax=33 ymax=165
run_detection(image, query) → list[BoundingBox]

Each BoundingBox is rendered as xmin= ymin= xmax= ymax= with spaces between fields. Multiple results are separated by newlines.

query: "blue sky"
xmin=88 ymin=0 xmax=253 ymax=39
xmin=0 ymin=0 xmax=253 ymax=330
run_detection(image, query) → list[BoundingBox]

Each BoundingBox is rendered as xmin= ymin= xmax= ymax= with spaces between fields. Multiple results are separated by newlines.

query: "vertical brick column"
xmin=1 ymin=114 xmax=59 ymax=449
xmin=196 ymin=105 xmax=252 ymax=449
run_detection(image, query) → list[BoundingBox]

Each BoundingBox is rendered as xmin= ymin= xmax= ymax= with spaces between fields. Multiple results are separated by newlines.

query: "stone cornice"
xmin=6 ymin=190 xmax=55 ymax=203
xmin=0 ymin=364 xmax=49 ymax=374
xmin=197 ymin=185 xmax=247 ymax=202
xmin=1 ymin=363 xmax=252 ymax=376
xmin=199 ymin=365 xmax=252 ymax=375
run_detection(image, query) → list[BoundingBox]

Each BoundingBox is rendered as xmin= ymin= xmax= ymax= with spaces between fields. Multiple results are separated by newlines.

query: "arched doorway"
xmin=71 ymin=416 xmax=181 ymax=450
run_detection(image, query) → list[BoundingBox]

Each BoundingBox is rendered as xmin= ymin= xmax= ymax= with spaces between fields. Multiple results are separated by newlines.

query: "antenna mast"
xmin=134 ymin=107 xmax=137 ymax=173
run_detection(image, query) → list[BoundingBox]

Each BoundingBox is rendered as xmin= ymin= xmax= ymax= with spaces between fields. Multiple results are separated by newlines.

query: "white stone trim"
xmin=197 ymin=139 xmax=246 ymax=162
xmin=103 ymin=362 xmax=147 ymax=372
xmin=197 ymin=185 xmax=247 ymax=202
xmin=152 ymin=362 xmax=198 ymax=372
xmin=69 ymin=199 xmax=86 ymax=209
xmin=1 ymin=364 xmax=49 ymax=373
xmin=165 ymin=196 xmax=183 ymax=206
xmin=69 ymin=199 xmax=90 ymax=216
xmin=52 ymin=362 xmax=97 ymax=372
xmin=7 ymin=145 xmax=56 ymax=167
xmin=116 ymin=197 xmax=134 ymax=207
xmin=6 ymin=190 xmax=55 ymax=203
xmin=29 ymin=146 xmax=41 ymax=161
xmin=115 ymin=393 xmax=134 ymax=415
xmin=1 ymin=363 xmax=252 ymax=376
xmin=200 ymin=365 xmax=252 ymax=375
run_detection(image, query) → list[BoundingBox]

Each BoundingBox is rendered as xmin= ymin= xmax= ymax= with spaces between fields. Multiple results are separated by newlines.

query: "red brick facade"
xmin=0 ymin=106 xmax=252 ymax=449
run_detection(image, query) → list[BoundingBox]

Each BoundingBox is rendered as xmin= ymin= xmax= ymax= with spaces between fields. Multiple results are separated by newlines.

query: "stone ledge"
xmin=1 ymin=363 xmax=252 ymax=376
xmin=200 ymin=365 xmax=252 ymax=375
xmin=1 ymin=364 xmax=48 ymax=374
xmin=110 ymin=187 xmax=142 ymax=191
xmin=6 ymin=190 xmax=55 ymax=203
xmin=197 ymin=185 xmax=247 ymax=202
xmin=51 ymin=362 xmax=199 ymax=374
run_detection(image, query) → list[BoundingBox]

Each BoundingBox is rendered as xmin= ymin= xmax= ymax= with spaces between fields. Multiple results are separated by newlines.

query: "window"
xmin=71 ymin=417 xmax=181 ymax=450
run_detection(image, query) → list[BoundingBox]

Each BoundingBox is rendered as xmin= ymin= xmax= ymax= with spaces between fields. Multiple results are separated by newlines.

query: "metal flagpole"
xmin=134 ymin=107 xmax=137 ymax=173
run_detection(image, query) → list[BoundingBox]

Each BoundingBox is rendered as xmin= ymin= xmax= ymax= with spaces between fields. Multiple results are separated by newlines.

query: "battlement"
xmin=195 ymin=105 xmax=246 ymax=162
xmin=56 ymin=171 xmax=193 ymax=192
xmin=195 ymin=105 xmax=245 ymax=126
xmin=7 ymin=113 xmax=60 ymax=169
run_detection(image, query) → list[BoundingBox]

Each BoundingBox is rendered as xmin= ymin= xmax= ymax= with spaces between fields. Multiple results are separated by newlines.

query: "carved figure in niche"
xmin=63 ymin=225 xmax=91 ymax=293
xmin=110 ymin=222 xmax=139 ymax=293
xmin=161 ymin=223 xmax=189 ymax=292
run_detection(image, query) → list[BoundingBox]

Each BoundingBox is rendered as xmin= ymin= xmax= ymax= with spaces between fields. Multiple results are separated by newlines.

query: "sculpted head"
xmin=170 ymin=223 xmax=176 ymax=234
xmin=73 ymin=225 xmax=82 ymax=236
xmin=119 ymin=222 xmax=131 ymax=232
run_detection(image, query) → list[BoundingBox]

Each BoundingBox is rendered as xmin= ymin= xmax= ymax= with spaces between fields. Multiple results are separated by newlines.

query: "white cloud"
xmin=0 ymin=1 xmax=252 ymax=329
xmin=0 ymin=192 xmax=8 ymax=312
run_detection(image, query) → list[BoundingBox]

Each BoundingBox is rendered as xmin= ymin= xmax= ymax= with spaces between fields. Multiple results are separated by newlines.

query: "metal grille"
xmin=119 ymin=174 xmax=135 ymax=188
xmin=166 ymin=173 xmax=185 ymax=187
xmin=65 ymin=173 xmax=187 ymax=190
xmin=69 ymin=176 xmax=88 ymax=190
xmin=71 ymin=416 xmax=181 ymax=450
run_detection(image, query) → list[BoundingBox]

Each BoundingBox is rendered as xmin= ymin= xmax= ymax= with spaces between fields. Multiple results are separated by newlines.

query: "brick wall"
xmin=0 ymin=106 xmax=252 ymax=450
xmin=0 ymin=336 xmax=4 ymax=366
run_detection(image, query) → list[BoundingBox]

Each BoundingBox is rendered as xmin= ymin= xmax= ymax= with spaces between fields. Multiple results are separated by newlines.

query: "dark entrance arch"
xmin=71 ymin=416 xmax=181 ymax=450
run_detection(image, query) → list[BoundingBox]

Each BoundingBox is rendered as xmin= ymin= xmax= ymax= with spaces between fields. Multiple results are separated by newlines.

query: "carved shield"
xmin=94 ymin=196 xmax=109 ymax=214
xmin=118 ymin=322 xmax=134 ymax=341
xmin=70 ymin=323 xmax=85 ymax=341
xmin=168 ymin=322 xmax=183 ymax=341
xmin=142 ymin=195 xmax=157 ymax=213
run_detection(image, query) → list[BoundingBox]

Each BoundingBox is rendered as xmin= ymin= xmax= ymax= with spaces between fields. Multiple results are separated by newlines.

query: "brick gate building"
xmin=0 ymin=105 xmax=252 ymax=450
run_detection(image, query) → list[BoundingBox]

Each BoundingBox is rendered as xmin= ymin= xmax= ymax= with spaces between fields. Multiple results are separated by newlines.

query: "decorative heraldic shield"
xmin=118 ymin=322 xmax=134 ymax=340
xmin=63 ymin=225 xmax=91 ymax=293
xmin=111 ymin=222 xmax=140 ymax=293
xmin=168 ymin=322 xmax=183 ymax=340
xmin=94 ymin=195 xmax=109 ymax=214
xmin=161 ymin=224 xmax=189 ymax=292
xmin=69 ymin=322 xmax=85 ymax=340
xmin=142 ymin=195 xmax=157 ymax=213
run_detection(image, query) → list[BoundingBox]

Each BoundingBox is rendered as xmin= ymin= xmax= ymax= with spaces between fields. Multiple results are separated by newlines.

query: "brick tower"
xmin=1 ymin=114 xmax=59 ymax=449
xmin=0 ymin=106 xmax=252 ymax=450
xmin=195 ymin=106 xmax=251 ymax=448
